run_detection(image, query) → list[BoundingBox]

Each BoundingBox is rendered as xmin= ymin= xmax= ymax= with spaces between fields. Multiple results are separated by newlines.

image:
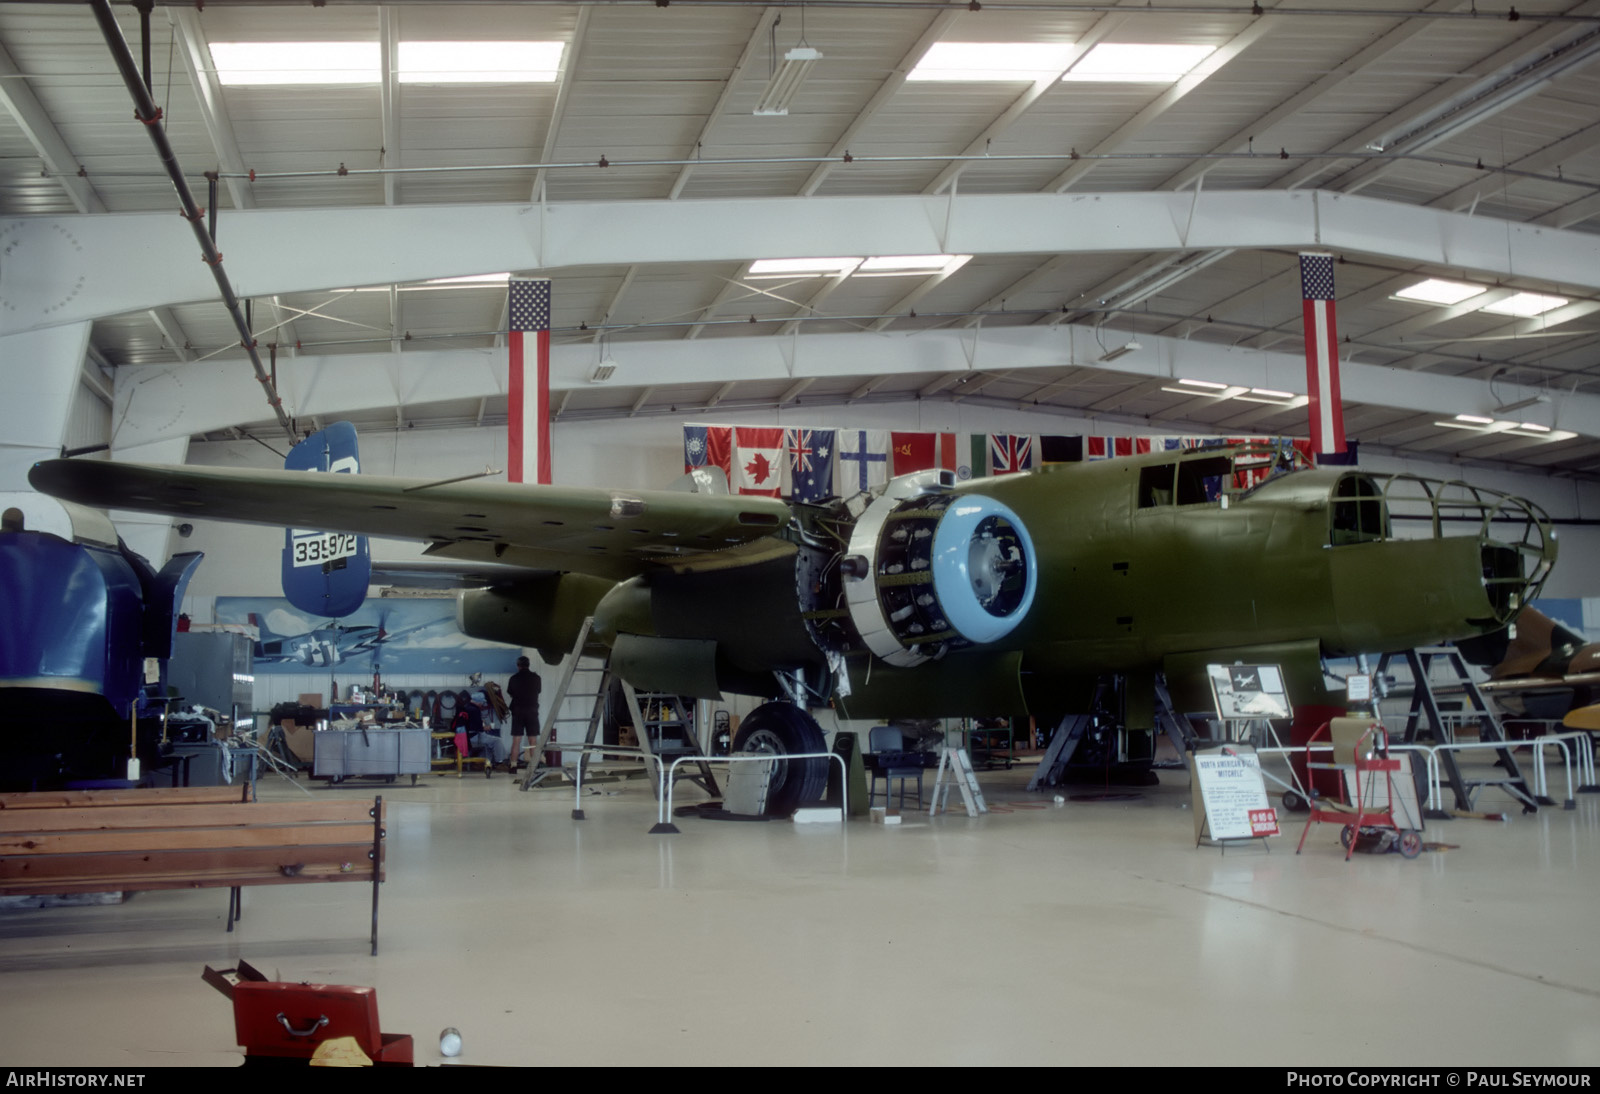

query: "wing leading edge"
xmin=27 ymin=459 xmax=790 ymax=581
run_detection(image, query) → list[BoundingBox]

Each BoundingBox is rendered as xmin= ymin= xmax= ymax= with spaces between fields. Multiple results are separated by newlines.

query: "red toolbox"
xmin=203 ymin=961 xmax=414 ymax=1066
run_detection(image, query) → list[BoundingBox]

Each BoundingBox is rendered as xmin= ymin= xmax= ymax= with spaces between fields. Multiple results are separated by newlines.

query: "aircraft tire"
xmin=732 ymin=703 xmax=829 ymax=817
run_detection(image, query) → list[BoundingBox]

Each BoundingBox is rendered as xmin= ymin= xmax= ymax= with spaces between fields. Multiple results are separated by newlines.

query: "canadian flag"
xmin=733 ymin=427 xmax=783 ymax=497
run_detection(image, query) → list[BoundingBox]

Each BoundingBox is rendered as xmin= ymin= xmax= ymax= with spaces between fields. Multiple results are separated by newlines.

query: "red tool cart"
xmin=1295 ymin=717 xmax=1424 ymax=861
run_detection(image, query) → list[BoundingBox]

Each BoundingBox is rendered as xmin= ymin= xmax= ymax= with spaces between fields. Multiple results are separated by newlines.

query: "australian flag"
xmin=785 ymin=428 xmax=835 ymax=503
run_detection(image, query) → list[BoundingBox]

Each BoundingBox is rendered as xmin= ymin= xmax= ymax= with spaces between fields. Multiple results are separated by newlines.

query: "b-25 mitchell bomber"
xmin=30 ymin=442 xmax=1556 ymax=812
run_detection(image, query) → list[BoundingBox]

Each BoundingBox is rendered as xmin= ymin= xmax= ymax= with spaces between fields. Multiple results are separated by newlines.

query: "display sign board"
xmin=1189 ymin=745 xmax=1277 ymax=844
xmin=1205 ymin=663 xmax=1292 ymax=720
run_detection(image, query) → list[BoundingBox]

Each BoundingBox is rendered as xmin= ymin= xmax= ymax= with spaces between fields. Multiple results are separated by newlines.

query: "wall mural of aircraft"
xmin=30 ymin=440 xmax=1558 ymax=813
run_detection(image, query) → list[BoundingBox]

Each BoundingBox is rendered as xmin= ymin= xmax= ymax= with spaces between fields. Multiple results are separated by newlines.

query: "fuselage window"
xmin=1138 ymin=464 xmax=1175 ymax=508
xmin=1330 ymin=474 xmax=1389 ymax=545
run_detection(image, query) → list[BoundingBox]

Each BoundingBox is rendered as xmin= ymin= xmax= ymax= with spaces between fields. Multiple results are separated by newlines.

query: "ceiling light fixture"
xmin=753 ymin=46 xmax=822 ymax=116
xmin=1099 ymin=339 xmax=1143 ymax=362
xmin=1494 ymin=393 xmax=1551 ymax=414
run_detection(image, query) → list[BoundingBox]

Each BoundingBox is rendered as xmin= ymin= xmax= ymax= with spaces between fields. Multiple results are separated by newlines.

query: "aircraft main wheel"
xmin=1282 ymin=789 xmax=1308 ymax=813
xmin=1398 ymin=830 xmax=1423 ymax=859
xmin=1340 ymin=825 xmax=1355 ymax=848
xmin=732 ymin=702 xmax=828 ymax=817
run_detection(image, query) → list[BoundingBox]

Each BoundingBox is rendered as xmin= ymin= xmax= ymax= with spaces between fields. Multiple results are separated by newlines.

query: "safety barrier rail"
xmin=653 ymin=750 xmax=848 ymax=834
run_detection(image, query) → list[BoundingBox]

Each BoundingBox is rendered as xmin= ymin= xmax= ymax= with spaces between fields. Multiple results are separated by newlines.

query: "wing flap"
xmin=29 ymin=459 xmax=789 ymax=581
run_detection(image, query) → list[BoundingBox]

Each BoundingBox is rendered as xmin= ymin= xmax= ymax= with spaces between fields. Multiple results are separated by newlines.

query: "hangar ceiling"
xmin=5 ymin=0 xmax=1600 ymax=476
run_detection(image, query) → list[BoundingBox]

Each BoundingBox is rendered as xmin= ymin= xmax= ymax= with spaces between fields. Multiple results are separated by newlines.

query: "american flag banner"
xmin=507 ymin=279 xmax=552 ymax=484
xmin=1300 ymin=253 xmax=1348 ymax=459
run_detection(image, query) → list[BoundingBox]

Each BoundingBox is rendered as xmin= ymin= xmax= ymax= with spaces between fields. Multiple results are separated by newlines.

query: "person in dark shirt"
xmin=507 ymin=656 xmax=543 ymax=773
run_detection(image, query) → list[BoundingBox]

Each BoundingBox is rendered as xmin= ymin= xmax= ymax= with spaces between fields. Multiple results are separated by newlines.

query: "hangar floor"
xmin=1 ymin=754 xmax=1597 ymax=1069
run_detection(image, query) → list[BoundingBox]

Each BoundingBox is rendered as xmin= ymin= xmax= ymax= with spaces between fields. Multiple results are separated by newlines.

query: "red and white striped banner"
xmin=507 ymin=279 xmax=552 ymax=484
xmin=1300 ymin=253 xmax=1347 ymax=458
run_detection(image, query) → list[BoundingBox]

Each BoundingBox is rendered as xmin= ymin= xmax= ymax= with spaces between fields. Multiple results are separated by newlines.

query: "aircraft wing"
xmin=28 ymin=459 xmax=790 ymax=582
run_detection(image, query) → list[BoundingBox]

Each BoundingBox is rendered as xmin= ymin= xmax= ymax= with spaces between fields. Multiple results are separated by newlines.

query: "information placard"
xmin=1189 ymin=745 xmax=1276 ymax=843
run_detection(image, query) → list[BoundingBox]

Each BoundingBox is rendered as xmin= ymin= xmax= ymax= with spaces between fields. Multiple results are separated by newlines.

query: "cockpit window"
xmin=1138 ymin=464 xmax=1175 ymax=508
xmin=1176 ymin=457 xmax=1232 ymax=505
xmin=1331 ymin=473 xmax=1389 ymax=545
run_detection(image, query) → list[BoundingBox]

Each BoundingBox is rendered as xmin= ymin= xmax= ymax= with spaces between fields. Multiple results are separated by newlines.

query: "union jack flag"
xmin=988 ymin=434 xmax=1034 ymax=475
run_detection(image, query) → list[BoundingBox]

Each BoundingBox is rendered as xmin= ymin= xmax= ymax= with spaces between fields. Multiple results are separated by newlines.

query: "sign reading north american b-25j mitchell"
xmin=30 ymin=440 xmax=1557 ymax=813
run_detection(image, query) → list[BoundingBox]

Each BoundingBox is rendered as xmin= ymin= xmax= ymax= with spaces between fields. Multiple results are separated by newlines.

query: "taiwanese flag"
xmin=507 ymin=279 xmax=552 ymax=485
xmin=988 ymin=434 xmax=1035 ymax=475
xmin=733 ymin=426 xmax=783 ymax=496
xmin=784 ymin=428 xmax=836 ymax=503
xmin=891 ymin=432 xmax=936 ymax=476
xmin=683 ymin=424 xmax=732 ymax=481
xmin=1300 ymin=252 xmax=1348 ymax=460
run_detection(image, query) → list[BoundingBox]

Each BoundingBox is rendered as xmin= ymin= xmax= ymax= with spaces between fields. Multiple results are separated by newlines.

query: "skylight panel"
xmin=1479 ymin=292 xmax=1569 ymax=318
xmin=1061 ymin=43 xmax=1215 ymax=83
xmin=398 ymin=41 xmax=565 ymax=84
xmin=749 ymin=258 xmax=863 ymax=278
xmin=1392 ymin=279 xmax=1488 ymax=306
xmin=907 ymin=42 xmax=1080 ymax=82
xmin=210 ymin=42 xmax=379 ymax=86
xmin=857 ymin=255 xmax=971 ymax=277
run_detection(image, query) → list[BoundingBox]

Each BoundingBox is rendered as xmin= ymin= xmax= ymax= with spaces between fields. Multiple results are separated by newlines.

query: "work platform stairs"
xmin=517 ymin=619 xmax=719 ymax=799
xmin=1375 ymin=646 xmax=1541 ymax=814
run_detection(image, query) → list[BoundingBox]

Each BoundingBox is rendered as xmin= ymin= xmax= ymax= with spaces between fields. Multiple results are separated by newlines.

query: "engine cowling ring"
xmin=842 ymin=474 xmax=1037 ymax=667
xmin=930 ymin=496 xmax=1037 ymax=645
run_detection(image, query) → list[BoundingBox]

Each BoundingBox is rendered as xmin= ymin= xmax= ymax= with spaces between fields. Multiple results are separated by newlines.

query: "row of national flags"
xmin=683 ymin=424 xmax=1330 ymax=500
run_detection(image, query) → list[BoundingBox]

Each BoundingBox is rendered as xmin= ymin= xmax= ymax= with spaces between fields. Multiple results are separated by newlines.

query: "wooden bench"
xmin=0 ymin=786 xmax=387 ymax=955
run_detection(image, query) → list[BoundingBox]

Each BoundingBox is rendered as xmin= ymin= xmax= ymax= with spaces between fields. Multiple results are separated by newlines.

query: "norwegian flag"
xmin=988 ymin=434 xmax=1034 ymax=475
xmin=507 ymin=279 xmax=552 ymax=485
xmin=1300 ymin=253 xmax=1348 ymax=460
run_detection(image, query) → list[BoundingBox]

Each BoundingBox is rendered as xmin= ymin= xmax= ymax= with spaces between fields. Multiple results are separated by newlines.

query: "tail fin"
xmin=280 ymin=422 xmax=371 ymax=618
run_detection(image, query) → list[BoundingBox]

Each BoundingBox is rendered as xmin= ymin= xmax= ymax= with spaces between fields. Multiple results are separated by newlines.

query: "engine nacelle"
xmin=841 ymin=472 xmax=1037 ymax=667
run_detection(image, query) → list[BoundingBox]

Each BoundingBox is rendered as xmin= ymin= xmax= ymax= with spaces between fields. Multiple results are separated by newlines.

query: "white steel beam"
xmin=12 ymin=190 xmax=1600 ymax=336
xmin=109 ymin=326 xmax=1600 ymax=449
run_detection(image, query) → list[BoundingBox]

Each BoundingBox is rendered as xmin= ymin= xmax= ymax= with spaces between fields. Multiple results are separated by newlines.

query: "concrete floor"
xmin=2 ymin=754 xmax=1598 ymax=1068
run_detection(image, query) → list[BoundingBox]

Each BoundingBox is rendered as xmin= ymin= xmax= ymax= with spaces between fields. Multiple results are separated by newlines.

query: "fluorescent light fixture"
xmin=1494 ymin=393 xmax=1551 ymax=414
xmin=857 ymin=255 xmax=972 ymax=277
xmin=1392 ymin=278 xmax=1488 ymax=306
xmin=753 ymin=46 xmax=822 ymax=115
xmin=210 ymin=42 xmax=379 ymax=86
xmin=1099 ymin=339 xmax=1143 ymax=362
xmin=1174 ymin=377 xmax=1229 ymax=390
xmin=908 ymin=42 xmax=1081 ymax=82
xmin=1062 ymin=43 xmax=1216 ymax=83
xmin=1235 ymin=388 xmax=1308 ymax=406
xmin=398 ymin=41 xmax=564 ymax=83
xmin=1455 ymin=414 xmax=1495 ymax=425
xmin=589 ymin=360 xmax=618 ymax=384
xmin=1506 ymin=421 xmax=1550 ymax=433
xmin=1479 ymin=292 xmax=1569 ymax=318
xmin=424 ymin=273 xmax=511 ymax=286
xmin=749 ymin=257 xmax=862 ymax=278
